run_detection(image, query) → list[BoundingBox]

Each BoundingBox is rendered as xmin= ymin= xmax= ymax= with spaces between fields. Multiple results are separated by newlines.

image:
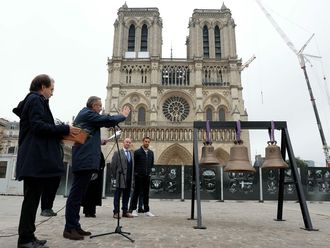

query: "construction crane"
xmin=240 ymin=55 xmax=256 ymax=72
xmin=256 ymin=0 xmax=330 ymax=167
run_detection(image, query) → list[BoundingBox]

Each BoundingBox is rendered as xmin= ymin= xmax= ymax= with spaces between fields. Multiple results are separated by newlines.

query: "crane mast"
xmin=240 ymin=55 xmax=256 ymax=72
xmin=256 ymin=0 xmax=330 ymax=167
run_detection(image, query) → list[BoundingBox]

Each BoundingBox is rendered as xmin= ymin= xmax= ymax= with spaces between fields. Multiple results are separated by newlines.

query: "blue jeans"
xmin=65 ymin=171 xmax=93 ymax=230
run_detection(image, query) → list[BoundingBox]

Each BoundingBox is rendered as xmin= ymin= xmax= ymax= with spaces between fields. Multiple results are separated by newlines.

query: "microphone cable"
xmin=0 ymin=203 xmax=66 ymax=238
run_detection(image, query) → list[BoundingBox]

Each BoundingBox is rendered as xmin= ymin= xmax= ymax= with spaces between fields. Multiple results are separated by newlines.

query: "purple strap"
xmin=236 ymin=120 xmax=241 ymax=142
xmin=268 ymin=120 xmax=275 ymax=143
xmin=206 ymin=120 xmax=211 ymax=143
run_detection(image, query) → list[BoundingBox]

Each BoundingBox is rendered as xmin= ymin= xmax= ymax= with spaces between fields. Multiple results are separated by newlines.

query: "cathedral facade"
xmin=104 ymin=3 xmax=249 ymax=166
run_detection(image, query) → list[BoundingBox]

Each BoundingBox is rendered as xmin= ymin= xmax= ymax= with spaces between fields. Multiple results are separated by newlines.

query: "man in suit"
xmin=111 ymin=138 xmax=134 ymax=218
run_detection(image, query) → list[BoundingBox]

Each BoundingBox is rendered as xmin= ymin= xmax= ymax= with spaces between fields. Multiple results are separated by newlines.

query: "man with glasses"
xmin=63 ymin=96 xmax=130 ymax=240
xmin=13 ymin=74 xmax=81 ymax=248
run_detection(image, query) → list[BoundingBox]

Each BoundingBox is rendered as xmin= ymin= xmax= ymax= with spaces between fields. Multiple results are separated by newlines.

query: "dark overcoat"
xmin=81 ymin=152 xmax=105 ymax=207
xmin=13 ymin=92 xmax=70 ymax=180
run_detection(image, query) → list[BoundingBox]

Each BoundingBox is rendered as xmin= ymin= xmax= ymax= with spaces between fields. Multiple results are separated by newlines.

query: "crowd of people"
xmin=14 ymin=74 xmax=155 ymax=248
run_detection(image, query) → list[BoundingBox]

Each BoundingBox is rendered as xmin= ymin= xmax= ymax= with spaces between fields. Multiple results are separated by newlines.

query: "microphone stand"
xmin=90 ymin=126 xmax=134 ymax=242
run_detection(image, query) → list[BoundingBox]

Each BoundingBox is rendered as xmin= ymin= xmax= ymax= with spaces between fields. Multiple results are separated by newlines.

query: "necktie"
xmin=126 ymin=150 xmax=131 ymax=162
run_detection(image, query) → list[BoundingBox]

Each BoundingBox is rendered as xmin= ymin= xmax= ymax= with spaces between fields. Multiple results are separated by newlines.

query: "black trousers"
xmin=40 ymin=176 xmax=61 ymax=211
xmin=82 ymin=203 xmax=96 ymax=216
xmin=129 ymin=175 xmax=151 ymax=212
xmin=18 ymin=177 xmax=49 ymax=244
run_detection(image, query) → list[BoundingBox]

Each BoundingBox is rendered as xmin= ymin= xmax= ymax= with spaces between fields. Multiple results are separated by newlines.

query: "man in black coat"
xmin=129 ymin=136 xmax=155 ymax=217
xmin=81 ymin=151 xmax=105 ymax=218
xmin=13 ymin=74 xmax=81 ymax=248
xmin=63 ymin=96 xmax=130 ymax=240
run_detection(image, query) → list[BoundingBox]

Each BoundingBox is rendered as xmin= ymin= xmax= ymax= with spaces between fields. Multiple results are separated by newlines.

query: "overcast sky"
xmin=1 ymin=0 xmax=330 ymax=166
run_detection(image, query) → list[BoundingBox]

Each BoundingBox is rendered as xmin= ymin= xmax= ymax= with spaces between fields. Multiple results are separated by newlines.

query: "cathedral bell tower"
xmin=112 ymin=3 xmax=162 ymax=60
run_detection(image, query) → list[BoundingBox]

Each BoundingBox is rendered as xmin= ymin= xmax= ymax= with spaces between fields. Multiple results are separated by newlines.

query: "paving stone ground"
xmin=0 ymin=195 xmax=329 ymax=248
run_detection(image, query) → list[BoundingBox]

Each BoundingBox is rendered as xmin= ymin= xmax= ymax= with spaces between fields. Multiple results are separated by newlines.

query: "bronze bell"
xmin=224 ymin=142 xmax=256 ymax=173
xmin=199 ymin=142 xmax=220 ymax=166
xmin=261 ymin=142 xmax=289 ymax=169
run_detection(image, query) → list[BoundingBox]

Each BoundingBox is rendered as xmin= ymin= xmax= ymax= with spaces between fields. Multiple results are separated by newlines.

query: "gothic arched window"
xmin=128 ymin=24 xmax=135 ymax=51
xmin=217 ymin=69 xmax=223 ymax=83
xmin=140 ymin=24 xmax=148 ymax=51
xmin=206 ymin=107 xmax=213 ymax=121
xmin=125 ymin=111 xmax=132 ymax=125
xmin=219 ymin=108 xmax=226 ymax=121
xmin=138 ymin=106 xmax=146 ymax=125
xmin=8 ymin=146 xmax=15 ymax=154
xmin=203 ymin=25 xmax=209 ymax=58
xmin=215 ymin=25 xmax=221 ymax=60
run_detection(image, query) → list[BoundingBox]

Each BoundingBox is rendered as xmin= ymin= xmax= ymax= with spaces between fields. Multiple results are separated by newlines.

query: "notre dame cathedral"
xmin=103 ymin=3 xmax=249 ymax=166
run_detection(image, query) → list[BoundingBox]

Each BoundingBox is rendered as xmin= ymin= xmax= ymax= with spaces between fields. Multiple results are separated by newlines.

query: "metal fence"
xmin=57 ymin=165 xmax=330 ymax=201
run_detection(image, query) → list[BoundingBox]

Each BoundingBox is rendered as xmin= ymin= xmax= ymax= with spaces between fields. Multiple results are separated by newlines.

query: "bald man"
xmin=111 ymin=138 xmax=135 ymax=218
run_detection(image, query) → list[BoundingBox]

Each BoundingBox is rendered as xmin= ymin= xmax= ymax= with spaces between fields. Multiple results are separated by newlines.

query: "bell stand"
xmin=190 ymin=121 xmax=317 ymax=231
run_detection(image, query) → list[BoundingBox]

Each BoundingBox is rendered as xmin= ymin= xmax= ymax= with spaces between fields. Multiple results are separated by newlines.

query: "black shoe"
xmin=63 ymin=229 xmax=84 ymax=240
xmin=17 ymin=241 xmax=49 ymax=248
xmin=76 ymin=228 xmax=91 ymax=236
xmin=85 ymin=214 xmax=96 ymax=218
xmin=40 ymin=209 xmax=57 ymax=217
xmin=34 ymin=238 xmax=47 ymax=246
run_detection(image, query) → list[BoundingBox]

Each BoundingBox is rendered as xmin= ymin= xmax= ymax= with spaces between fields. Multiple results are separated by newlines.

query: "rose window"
xmin=162 ymin=96 xmax=190 ymax=122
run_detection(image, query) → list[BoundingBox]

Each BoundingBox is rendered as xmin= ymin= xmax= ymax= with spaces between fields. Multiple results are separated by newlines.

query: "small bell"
xmin=200 ymin=142 xmax=220 ymax=166
xmin=200 ymin=120 xmax=220 ymax=166
xmin=261 ymin=141 xmax=288 ymax=169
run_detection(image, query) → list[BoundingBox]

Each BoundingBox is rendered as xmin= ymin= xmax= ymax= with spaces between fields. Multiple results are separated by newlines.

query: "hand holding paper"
xmin=107 ymin=130 xmax=121 ymax=141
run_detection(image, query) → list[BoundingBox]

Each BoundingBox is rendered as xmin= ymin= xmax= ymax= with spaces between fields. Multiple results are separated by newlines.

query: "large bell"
xmin=199 ymin=142 xmax=221 ymax=166
xmin=224 ymin=142 xmax=256 ymax=173
xmin=261 ymin=142 xmax=289 ymax=169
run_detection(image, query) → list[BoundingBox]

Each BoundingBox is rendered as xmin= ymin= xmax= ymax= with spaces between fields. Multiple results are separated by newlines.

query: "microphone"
xmin=107 ymin=130 xmax=121 ymax=141
xmin=116 ymin=124 xmax=122 ymax=130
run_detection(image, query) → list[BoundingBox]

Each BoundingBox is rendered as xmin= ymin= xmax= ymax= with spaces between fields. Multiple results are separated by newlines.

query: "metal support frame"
xmin=259 ymin=166 xmax=264 ymax=202
xmin=190 ymin=121 xmax=317 ymax=230
xmin=219 ymin=166 xmax=224 ymax=202
xmin=64 ymin=162 xmax=70 ymax=197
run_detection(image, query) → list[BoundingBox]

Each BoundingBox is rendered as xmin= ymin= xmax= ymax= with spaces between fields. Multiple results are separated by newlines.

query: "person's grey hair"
xmin=86 ymin=96 xmax=101 ymax=108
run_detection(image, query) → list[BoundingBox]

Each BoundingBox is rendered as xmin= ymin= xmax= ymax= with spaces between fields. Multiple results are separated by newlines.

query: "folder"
xmin=63 ymin=129 xmax=88 ymax=145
